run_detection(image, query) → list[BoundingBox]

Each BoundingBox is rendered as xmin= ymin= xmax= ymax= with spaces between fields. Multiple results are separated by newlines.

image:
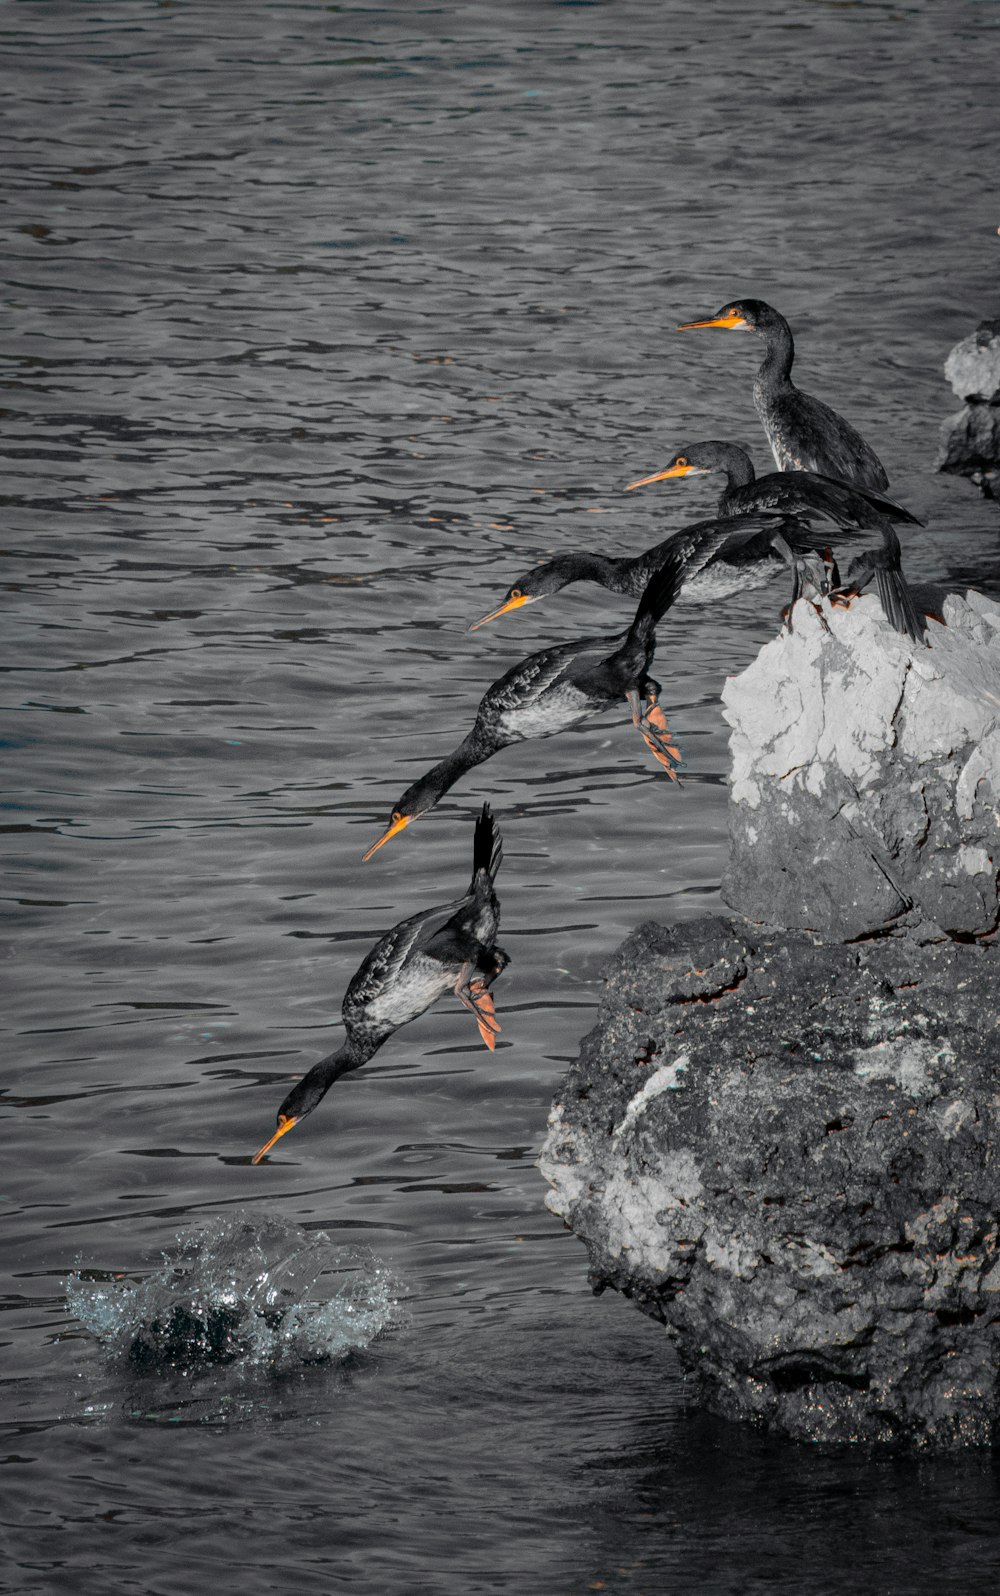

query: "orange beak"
xmin=469 ymin=592 xmax=534 ymax=630
xmin=626 ymin=463 xmax=696 ymax=489
xmin=676 ymin=312 xmax=748 ymax=330
xmin=362 ymin=811 xmax=412 ymax=861
xmin=251 ymin=1113 xmax=299 ymax=1165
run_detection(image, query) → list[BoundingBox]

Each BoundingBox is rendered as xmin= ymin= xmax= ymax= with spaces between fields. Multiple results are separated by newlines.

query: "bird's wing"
xmin=634 ymin=511 xmax=813 ymax=586
xmin=744 ymin=473 xmax=879 ymax=529
xmin=773 ymin=393 xmax=890 ymax=492
xmin=342 ymin=896 xmax=469 ymax=1025
xmin=482 ymin=631 xmax=623 ymax=721
xmin=671 ymin=513 xmax=800 ymax=579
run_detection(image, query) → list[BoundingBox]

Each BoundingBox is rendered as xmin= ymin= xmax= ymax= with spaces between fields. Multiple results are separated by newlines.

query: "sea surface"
xmin=3 ymin=2 xmax=1000 ymax=1592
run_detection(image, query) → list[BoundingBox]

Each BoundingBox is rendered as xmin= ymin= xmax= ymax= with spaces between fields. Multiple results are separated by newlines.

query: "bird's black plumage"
xmin=252 ymin=803 xmax=507 ymax=1162
xmin=470 ymin=510 xmax=843 ymax=627
xmin=628 ymin=440 xmax=925 ymax=642
xmin=678 ymin=297 xmax=890 ymax=492
xmin=364 ymin=552 xmax=699 ymax=859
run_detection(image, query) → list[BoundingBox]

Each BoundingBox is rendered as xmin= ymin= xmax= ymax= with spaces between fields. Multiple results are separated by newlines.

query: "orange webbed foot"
xmin=640 ymin=696 xmax=682 ymax=780
xmin=458 ymin=976 xmax=500 ymax=1050
xmin=626 ymin=688 xmax=682 ymax=779
xmin=641 ymin=725 xmax=683 ymax=779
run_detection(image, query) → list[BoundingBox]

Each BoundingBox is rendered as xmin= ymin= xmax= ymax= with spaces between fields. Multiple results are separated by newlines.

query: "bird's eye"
xmin=676 ymin=456 xmax=687 ymax=468
xmin=391 ymin=810 xmax=402 ymax=823
xmin=510 ymin=588 xmax=522 ymax=599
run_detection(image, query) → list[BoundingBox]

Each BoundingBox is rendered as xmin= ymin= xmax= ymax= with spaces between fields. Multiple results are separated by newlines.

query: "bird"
xmin=361 ymin=552 xmax=696 ymax=862
xmin=626 ymin=440 xmax=925 ymax=642
xmin=677 ymin=297 xmax=890 ymax=492
xmin=252 ymin=803 xmax=508 ymax=1164
xmin=469 ymin=510 xmax=842 ymax=629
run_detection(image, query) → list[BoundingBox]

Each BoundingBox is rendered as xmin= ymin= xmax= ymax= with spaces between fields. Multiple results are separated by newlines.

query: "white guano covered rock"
xmin=721 ymin=590 xmax=1000 ymax=940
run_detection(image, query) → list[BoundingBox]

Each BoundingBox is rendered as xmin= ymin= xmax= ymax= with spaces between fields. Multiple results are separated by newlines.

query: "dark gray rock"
xmin=937 ymin=405 xmax=1000 ymax=484
xmin=721 ymin=591 xmax=1000 ymax=940
xmin=938 ymin=319 xmax=1000 ymax=499
xmin=540 ymin=917 xmax=1000 ymax=1446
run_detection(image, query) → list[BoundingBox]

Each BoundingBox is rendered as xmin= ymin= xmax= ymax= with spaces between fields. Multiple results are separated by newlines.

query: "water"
xmin=68 ymin=1212 xmax=401 ymax=1378
xmin=3 ymin=1 xmax=1000 ymax=1591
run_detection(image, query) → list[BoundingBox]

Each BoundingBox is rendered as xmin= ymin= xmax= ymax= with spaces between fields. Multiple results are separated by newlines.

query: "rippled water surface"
xmin=4 ymin=2 xmax=1000 ymax=1591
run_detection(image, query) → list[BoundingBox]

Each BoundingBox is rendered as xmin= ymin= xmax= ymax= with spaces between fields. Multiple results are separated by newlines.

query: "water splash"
xmin=68 ymin=1211 xmax=403 ymax=1377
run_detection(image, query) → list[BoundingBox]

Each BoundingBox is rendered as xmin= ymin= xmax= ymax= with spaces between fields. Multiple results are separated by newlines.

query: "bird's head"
xmin=469 ymin=558 xmax=576 ymax=629
xmin=627 ymin=440 xmax=742 ymax=489
xmin=677 ymin=298 xmax=779 ymax=335
xmin=251 ymin=1066 xmax=332 ymax=1164
xmin=362 ymin=770 xmax=442 ymax=861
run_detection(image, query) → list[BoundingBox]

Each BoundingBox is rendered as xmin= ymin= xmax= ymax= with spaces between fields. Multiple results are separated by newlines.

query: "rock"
xmin=944 ymin=320 xmax=1000 ymax=404
xmin=542 ymin=589 xmax=1000 ymax=1446
xmin=721 ymin=590 xmax=1000 ymax=940
xmin=937 ymin=404 xmax=1000 ymax=480
xmin=938 ymin=319 xmax=1000 ymax=499
xmin=539 ymin=917 xmax=1000 ymax=1447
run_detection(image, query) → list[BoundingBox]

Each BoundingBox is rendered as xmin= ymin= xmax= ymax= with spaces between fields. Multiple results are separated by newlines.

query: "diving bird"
xmin=252 ymin=804 xmax=508 ymax=1163
xmin=470 ymin=510 xmax=843 ymax=629
xmin=627 ymin=440 xmax=925 ymax=642
xmin=677 ymin=297 xmax=890 ymax=492
xmin=362 ymin=553 xmax=696 ymax=861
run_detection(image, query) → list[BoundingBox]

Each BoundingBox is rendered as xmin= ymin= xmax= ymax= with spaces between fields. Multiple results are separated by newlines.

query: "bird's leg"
xmin=772 ymin=532 xmax=830 ymax=633
xmin=455 ymin=962 xmax=501 ymax=1051
xmin=625 ymin=683 xmax=682 ymax=781
xmin=822 ymin=546 xmax=842 ymax=591
xmin=829 ymin=551 xmax=870 ymax=610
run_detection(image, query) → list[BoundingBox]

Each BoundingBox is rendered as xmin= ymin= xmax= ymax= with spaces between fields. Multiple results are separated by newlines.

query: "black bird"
xmin=362 ymin=554 xmax=694 ymax=861
xmin=677 ymin=298 xmax=890 ymax=492
xmin=627 ymin=440 xmax=925 ymax=642
xmin=469 ymin=511 xmax=838 ymax=629
xmin=252 ymin=804 xmax=508 ymax=1163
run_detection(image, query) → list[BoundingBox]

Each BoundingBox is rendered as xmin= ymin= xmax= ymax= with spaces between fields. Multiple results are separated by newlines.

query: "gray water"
xmin=4 ymin=1 xmax=1000 ymax=1591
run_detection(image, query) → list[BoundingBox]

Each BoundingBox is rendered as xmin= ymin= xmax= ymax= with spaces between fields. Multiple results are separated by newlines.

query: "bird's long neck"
xmin=280 ymin=1035 xmax=377 ymax=1128
xmin=715 ymin=451 xmax=756 ymax=514
xmin=417 ymin=731 xmax=490 ymax=805
xmin=311 ymin=1035 xmax=376 ymax=1091
xmin=754 ymin=313 xmax=795 ymax=392
xmin=568 ymin=551 xmax=631 ymax=592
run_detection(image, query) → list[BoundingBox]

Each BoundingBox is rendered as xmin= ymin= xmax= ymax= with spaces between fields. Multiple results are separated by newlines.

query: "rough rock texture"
xmin=541 ymin=588 xmax=1000 ymax=1446
xmin=721 ymin=590 xmax=1000 ymax=941
xmin=938 ymin=318 xmax=1000 ymax=500
xmin=540 ymin=917 xmax=1000 ymax=1446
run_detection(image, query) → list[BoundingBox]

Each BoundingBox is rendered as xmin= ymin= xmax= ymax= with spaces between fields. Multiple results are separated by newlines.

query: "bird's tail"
xmin=471 ymin=801 xmax=503 ymax=887
xmin=848 ymin=525 xmax=925 ymax=643
xmin=874 ymin=563 xmax=925 ymax=643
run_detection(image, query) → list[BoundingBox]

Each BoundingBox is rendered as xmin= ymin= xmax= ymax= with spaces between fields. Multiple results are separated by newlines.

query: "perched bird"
xmin=469 ymin=511 xmax=838 ymax=628
xmin=362 ymin=554 xmax=694 ymax=861
xmin=626 ymin=440 xmax=925 ymax=642
xmin=677 ymin=297 xmax=890 ymax=492
xmin=252 ymin=804 xmax=508 ymax=1164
